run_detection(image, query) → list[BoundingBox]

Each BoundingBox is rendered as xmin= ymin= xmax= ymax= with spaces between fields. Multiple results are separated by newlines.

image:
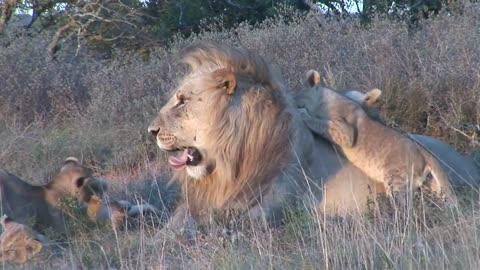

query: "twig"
xmin=0 ymin=0 xmax=17 ymax=33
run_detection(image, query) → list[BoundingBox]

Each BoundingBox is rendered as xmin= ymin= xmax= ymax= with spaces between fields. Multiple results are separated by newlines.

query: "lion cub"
xmin=295 ymin=70 xmax=456 ymax=203
xmin=0 ymin=157 xmax=108 ymax=234
xmin=0 ymin=215 xmax=47 ymax=264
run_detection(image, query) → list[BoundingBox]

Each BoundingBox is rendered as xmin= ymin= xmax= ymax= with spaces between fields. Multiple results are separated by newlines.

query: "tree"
xmin=0 ymin=0 xmax=458 ymax=59
xmin=143 ymin=0 xmax=312 ymax=40
xmin=1 ymin=0 xmax=151 ymax=60
xmin=0 ymin=0 xmax=17 ymax=32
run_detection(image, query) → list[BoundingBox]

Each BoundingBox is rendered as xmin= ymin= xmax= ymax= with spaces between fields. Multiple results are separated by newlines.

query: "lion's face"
xmin=149 ymin=69 xmax=236 ymax=179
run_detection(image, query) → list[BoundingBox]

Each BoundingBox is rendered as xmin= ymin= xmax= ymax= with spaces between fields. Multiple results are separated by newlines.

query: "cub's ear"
xmin=363 ymin=88 xmax=382 ymax=107
xmin=64 ymin=157 xmax=80 ymax=165
xmin=61 ymin=157 xmax=80 ymax=172
xmin=0 ymin=215 xmax=13 ymax=228
xmin=305 ymin=70 xmax=321 ymax=88
xmin=211 ymin=68 xmax=236 ymax=95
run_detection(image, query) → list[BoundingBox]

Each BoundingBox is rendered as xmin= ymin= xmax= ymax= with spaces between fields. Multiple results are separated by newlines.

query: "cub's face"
xmin=52 ymin=158 xmax=107 ymax=204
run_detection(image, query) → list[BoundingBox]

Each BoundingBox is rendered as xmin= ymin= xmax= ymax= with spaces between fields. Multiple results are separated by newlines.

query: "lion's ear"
xmin=305 ymin=70 xmax=321 ymax=88
xmin=211 ymin=68 xmax=236 ymax=95
xmin=61 ymin=157 xmax=80 ymax=172
xmin=63 ymin=157 xmax=80 ymax=165
xmin=363 ymin=88 xmax=382 ymax=107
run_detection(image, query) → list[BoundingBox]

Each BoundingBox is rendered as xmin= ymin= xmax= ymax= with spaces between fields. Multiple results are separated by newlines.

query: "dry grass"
xmin=1 ymin=2 xmax=480 ymax=269
xmin=5 ymin=198 xmax=480 ymax=269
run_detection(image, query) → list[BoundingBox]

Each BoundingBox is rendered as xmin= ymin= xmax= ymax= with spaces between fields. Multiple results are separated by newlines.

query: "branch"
xmin=0 ymin=0 xmax=17 ymax=33
xmin=302 ymin=0 xmax=320 ymax=11
xmin=352 ymin=0 xmax=361 ymax=14
xmin=337 ymin=0 xmax=349 ymax=14
xmin=48 ymin=20 xmax=76 ymax=61
xmin=223 ymin=0 xmax=254 ymax=9
xmin=25 ymin=1 xmax=57 ymax=29
xmin=175 ymin=2 xmax=185 ymax=27
xmin=317 ymin=0 xmax=341 ymax=15
xmin=303 ymin=0 xmax=342 ymax=15
xmin=41 ymin=0 xmax=149 ymax=59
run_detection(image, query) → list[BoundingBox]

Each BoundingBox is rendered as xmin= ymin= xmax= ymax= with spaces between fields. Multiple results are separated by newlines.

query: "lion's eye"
xmin=75 ymin=177 xmax=86 ymax=188
xmin=176 ymin=94 xmax=187 ymax=108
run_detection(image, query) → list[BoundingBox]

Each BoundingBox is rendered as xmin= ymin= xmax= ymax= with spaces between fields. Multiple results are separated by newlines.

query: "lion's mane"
xmin=175 ymin=43 xmax=301 ymax=217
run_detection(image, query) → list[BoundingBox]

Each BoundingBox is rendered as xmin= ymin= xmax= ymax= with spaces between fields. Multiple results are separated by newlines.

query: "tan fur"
xmin=0 ymin=158 xmax=107 ymax=235
xmin=0 ymin=215 xmax=46 ymax=264
xmin=296 ymin=70 xmax=456 ymax=202
xmin=147 ymin=43 xmax=472 ymax=230
xmin=87 ymin=195 xmax=126 ymax=230
xmin=318 ymin=87 xmax=478 ymax=214
xmin=148 ymin=42 xmax=313 ymax=227
xmin=306 ymin=69 xmax=321 ymax=87
xmin=0 ymin=0 xmax=17 ymax=33
xmin=300 ymin=70 xmax=384 ymax=121
xmin=361 ymin=88 xmax=382 ymax=107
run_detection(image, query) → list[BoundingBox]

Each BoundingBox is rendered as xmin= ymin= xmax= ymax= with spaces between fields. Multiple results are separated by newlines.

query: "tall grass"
xmin=1 ymin=2 xmax=480 ymax=269
xmin=8 ymin=197 xmax=480 ymax=269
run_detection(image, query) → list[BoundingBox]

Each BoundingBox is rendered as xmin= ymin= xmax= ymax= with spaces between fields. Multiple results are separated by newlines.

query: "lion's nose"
xmin=148 ymin=126 xmax=159 ymax=137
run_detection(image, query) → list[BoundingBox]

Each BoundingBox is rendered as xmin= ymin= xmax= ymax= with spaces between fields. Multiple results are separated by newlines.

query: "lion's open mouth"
xmin=168 ymin=147 xmax=202 ymax=171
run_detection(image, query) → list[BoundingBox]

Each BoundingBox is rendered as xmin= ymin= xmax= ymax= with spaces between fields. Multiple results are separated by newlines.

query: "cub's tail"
xmin=127 ymin=203 xmax=160 ymax=218
xmin=419 ymin=147 xmax=457 ymax=206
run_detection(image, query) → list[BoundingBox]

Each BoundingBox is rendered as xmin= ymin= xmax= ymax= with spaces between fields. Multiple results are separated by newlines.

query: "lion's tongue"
xmin=168 ymin=149 xmax=189 ymax=171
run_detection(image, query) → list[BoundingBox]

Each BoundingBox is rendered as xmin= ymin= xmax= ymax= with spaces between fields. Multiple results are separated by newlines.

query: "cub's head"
xmin=295 ymin=70 xmax=323 ymax=110
xmin=296 ymin=69 xmax=383 ymax=114
xmin=148 ymin=42 xmax=290 ymax=180
xmin=0 ymin=215 xmax=45 ymax=264
xmin=49 ymin=157 xmax=108 ymax=204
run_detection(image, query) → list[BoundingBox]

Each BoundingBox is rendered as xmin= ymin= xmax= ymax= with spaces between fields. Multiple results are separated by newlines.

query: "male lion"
xmin=295 ymin=69 xmax=456 ymax=202
xmin=0 ymin=157 xmax=107 ymax=234
xmin=148 ymin=42 xmax=318 ymax=229
xmin=148 ymin=42 xmax=476 ymax=230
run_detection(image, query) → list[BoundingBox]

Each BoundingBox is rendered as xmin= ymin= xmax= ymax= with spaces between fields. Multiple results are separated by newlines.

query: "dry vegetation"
xmin=1 ymin=3 xmax=480 ymax=269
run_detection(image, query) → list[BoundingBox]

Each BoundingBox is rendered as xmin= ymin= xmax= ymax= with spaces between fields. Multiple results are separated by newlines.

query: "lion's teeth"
xmin=187 ymin=154 xmax=193 ymax=161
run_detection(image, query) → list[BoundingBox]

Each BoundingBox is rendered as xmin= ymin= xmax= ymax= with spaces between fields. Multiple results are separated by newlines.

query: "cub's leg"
xmin=0 ymin=249 xmax=24 ymax=264
xmin=383 ymin=170 xmax=407 ymax=207
xmin=12 ymin=248 xmax=28 ymax=264
xmin=25 ymin=239 xmax=43 ymax=256
xmin=300 ymin=112 xmax=355 ymax=148
xmin=384 ymin=168 xmax=409 ymax=195
xmin=383 ymin=168 xmax=424 ymax=207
